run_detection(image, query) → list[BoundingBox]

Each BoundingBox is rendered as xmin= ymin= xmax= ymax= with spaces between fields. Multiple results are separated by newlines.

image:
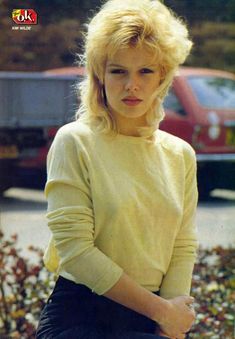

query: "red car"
xmin=161 ymin=67 xmax=235 ymax=198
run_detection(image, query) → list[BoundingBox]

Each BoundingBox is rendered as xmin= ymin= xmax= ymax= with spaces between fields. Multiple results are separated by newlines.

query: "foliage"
xmin=3 ymin=0 xmax=235 ymax=24
xmin=0 ymin=18 xmax=82 ymax=72
xmin=164 ymin=0 xmax=235 ymax=24
xmin=189 ymin=246 xmax=235 ymax=338
xmin=0 ymin=231 xmax=234 ymax=338
xmin=0 ymin=231 xmax=55 ymax=339
xmin=0 ymin=0 xmax=235 ymax=72
xmin=188 ymin=22 xmax=235 ymax=72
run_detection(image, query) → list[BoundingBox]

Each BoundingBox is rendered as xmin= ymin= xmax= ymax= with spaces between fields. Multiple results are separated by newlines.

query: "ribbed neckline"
xmin=85 ymin=121 xmax=163 ymax=145
xmin=114 ymin=129 xmax=162 ymax=145
xmin=115 ymin=134 xmax=152 ymax=144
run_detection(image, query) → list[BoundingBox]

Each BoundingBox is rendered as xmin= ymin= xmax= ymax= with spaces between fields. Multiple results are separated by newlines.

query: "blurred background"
xmin=0 ymin=1 xmax=235 ymax=338
xmin=1 ymin=0 xmax=235 ymax=196
xmin=1 ymin=0 xmax=235 ymax=72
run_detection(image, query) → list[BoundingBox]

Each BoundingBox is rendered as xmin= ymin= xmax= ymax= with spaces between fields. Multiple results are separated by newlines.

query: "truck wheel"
xmin=198 ymin=184 xmax=211 ymax=200
xmin=0 ymin=183 xmax=11 ymax=196
xmin=0 ymin=160 xmax=16 ymax=196
xmin=197 ymin=167 xmax=214 ymax=201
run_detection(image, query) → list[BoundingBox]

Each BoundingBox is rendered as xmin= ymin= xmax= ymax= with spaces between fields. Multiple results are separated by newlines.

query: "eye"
xmin=140 ymin=68 xmax=154 ymax=74
xmin=110 ymin=69 xmax=126 ymax=74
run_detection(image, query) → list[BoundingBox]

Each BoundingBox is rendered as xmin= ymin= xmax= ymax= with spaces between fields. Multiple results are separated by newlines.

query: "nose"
xmin=125 ymin=74 xmax=140 ymax=92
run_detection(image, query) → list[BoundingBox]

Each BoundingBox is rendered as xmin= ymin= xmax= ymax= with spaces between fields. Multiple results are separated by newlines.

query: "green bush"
xmin=0 ymin=231 xmax=234 ymax=338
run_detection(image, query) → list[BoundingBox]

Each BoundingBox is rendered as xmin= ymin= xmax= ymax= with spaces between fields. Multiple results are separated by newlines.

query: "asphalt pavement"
xmin=0 ymin=188 xmax=234 ymax=261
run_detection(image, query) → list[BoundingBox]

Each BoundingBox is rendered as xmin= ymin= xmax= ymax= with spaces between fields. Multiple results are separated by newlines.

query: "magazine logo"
xmin=12 ymin=9 xmax=37 ymax=25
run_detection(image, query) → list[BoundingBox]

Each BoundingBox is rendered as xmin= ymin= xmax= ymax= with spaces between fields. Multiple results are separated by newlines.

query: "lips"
xmin=122 ymin=97 xmax=142 ymax=106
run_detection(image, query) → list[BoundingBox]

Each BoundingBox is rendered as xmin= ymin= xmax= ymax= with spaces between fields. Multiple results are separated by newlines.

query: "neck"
xmin=114 ymin=115 xmax=147 ymax=137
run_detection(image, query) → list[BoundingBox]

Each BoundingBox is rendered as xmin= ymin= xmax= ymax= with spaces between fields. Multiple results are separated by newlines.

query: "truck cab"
xmin=0 ymin=71 xmax=79 ymax=193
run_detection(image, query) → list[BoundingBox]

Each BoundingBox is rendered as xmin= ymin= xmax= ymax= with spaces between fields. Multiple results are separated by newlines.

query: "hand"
xmin=157 ymin=329 xmax=172 ymax=338
xmin=155 ymin=324 xmax=182 ymax=338
xmin=157 ymin=295 xmax=195 ymax=339
xmin=158 ymin=329 xmax=181 ymax=338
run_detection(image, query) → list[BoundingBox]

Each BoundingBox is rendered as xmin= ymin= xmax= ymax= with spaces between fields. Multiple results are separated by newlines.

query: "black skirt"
xmin=36 ymin=276 xmax=165 ymax=339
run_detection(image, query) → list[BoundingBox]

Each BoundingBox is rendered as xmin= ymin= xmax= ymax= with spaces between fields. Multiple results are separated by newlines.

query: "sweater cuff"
xmin=92 ymin=265 xmax=124 ymax=295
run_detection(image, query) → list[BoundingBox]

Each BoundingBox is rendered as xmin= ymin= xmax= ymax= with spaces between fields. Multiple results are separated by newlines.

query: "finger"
xmin=188 ymin=296 xmax=195 ymax=304
xmin=158 ymin=330 xmax=171 ymax=338
xmin=181 ymin=294 xmax=194 ymax=302
xmin=184 ymin=297 xmax=194 ymax=305
xmin=176 ymin=334 xmax=185 ymax=339
xmin=190 ymin=307 xmax=196 ymax=318
xmin=158 ymin=330 xmax=175 ymax=338
xmin=186 ymin=304 xmax=196 ymax=319
xmin=187 ymin=302 xmax=195 ymax=309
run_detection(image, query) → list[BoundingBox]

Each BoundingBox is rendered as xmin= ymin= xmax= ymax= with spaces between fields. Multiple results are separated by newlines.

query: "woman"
xmin=36 ymin=0 xmax=198 ymax=338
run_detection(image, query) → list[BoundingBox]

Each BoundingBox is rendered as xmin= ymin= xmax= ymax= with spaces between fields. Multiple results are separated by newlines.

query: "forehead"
xmin=106 ymin=46 xmax=158 ymax=68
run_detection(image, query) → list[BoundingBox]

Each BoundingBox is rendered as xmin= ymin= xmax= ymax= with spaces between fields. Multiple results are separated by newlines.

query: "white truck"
xmin=0 ymin=71 xmax=80 ymax=194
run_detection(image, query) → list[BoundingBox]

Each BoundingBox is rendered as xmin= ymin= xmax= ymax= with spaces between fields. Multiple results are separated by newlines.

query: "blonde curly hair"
xmin=76 ymin=0 xmax=192 ymax=137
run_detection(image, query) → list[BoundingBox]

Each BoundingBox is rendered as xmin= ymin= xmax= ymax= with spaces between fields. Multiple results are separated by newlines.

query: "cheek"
xmin=148 ymin=79 xmax=161 ymax=96
xmin=105 ymin=77 xmax=122 ymax=96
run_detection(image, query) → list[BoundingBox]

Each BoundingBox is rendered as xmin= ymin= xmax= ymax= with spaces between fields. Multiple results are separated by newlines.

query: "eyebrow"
xmin=107 ymin=63 xmax=126 ymax=68
xmin=106 ymin=63 xmax=158 ymax=68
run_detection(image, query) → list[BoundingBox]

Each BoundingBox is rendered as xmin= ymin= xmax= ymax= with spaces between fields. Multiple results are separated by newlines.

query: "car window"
xmin=187 ymin=76 xmax=235 ymax=109
xmin=163 ymin=89 xmax=186 ymax=116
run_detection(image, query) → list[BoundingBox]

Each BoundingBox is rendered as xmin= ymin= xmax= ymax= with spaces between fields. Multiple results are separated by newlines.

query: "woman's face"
xmin=104 ymin=46 xmax=162 ymax=133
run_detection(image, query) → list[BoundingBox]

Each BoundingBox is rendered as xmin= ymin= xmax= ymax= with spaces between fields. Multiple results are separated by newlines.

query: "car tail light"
xmin=46 ymin=127 xmax=58 ymax=140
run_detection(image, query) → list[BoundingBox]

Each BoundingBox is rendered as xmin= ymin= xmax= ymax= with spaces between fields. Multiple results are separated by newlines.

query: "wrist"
xmin=151 ymin=296 xmax=171 ymax=325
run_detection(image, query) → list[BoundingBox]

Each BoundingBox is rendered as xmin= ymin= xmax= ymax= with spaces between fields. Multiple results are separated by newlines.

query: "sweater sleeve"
xmin=159 ymin=144 xmax=199 ymax=299
xmin=44 ymin=126 xmax=123 ymax=295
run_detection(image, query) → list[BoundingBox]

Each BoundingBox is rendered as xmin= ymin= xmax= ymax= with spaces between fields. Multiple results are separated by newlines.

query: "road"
xmin=0 ymin=188 xmax=235 ymax=260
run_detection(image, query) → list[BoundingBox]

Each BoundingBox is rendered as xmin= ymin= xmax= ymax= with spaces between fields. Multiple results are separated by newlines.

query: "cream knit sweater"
xmin=43 ymin=121 xmax=198 ymax=297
